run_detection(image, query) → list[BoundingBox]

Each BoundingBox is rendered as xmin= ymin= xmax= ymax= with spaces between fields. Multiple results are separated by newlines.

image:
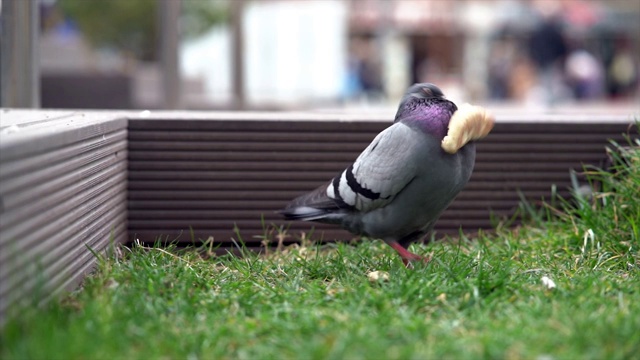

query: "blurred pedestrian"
xmin=565 ymin=48 xmax=604 ymax=100
xmin=527 ymin=14 xmax=569 ymax=105
xmin=608 ymin=38 xmax=638 ymax=99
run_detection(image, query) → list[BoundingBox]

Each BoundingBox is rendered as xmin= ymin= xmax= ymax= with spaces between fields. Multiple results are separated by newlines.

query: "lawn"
xmin=1 ymin=143 xmax=639 ymax=360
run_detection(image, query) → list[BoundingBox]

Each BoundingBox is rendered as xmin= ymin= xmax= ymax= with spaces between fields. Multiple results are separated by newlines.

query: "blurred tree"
xmin=59 ymin=0 xmax=229 ymax=61
xmin=59 ymin=0 xmax=158 ymax=60
xmin=182 ymin=0 xmax=229 ymax=39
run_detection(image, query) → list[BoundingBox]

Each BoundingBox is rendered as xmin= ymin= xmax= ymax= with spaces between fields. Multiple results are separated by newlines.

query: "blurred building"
xmin=182 ymin=0 xmax=347 ymax=108
xmin=348 ymin=0 xmax=462 ymax=101
xmin=347 ymin=0 xmax=640 ymax=104
xmin=35 ymin=0 xmax=640 ymax=109
xmin=182 ymin=0 xmax=639 ymax=108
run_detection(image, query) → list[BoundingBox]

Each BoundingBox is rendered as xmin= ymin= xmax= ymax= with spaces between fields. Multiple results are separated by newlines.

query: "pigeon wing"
xmin=281 ymin=122 xmax=422 ymax=221
xmin=328 ymin=122 xmax=421 ymax=212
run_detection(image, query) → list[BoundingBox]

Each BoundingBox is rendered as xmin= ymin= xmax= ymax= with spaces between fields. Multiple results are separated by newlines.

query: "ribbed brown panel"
xmin=0 ymin=110 xmax=128 ymax=324
xmin=127 ymin=115 xmax=636 ymax=248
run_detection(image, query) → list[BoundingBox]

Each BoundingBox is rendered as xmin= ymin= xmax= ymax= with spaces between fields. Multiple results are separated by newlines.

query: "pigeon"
xmin=280 ymin=83 xmax=494 ymax=266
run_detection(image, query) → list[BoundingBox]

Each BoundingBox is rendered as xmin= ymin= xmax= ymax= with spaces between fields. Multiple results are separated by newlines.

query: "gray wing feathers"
xmin=337 ymin=123 xmax=420 ymax=212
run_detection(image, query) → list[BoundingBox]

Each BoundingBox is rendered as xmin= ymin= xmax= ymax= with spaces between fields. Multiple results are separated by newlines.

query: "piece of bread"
xmin=442 ymin=103 xmax=495 ymax=154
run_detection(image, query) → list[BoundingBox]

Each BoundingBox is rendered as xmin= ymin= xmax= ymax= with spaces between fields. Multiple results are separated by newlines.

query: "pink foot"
xmin=388 ymin=242 xmax=432 ymax=268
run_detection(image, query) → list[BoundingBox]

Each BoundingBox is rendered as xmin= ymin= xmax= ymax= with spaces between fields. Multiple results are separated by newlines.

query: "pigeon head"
xmin=403 ymin=83 xmax=445 ymax=100
xmin=394 ymin=83 xmax=457 ymax=140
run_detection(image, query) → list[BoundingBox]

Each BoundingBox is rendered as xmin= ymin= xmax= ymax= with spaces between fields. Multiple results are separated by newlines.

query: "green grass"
xmin=2 ymin=143 xmax=639 ymax=360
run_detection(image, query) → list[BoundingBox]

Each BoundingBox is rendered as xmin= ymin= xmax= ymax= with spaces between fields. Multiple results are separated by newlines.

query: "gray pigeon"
xmin=281 ymin=83 xmax=493 ymax=266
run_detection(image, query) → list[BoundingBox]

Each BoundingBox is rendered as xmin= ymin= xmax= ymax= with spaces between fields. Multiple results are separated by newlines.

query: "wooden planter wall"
xmin=0 ymin=109 xmax=636 ymax=323
xmin=127 ymin=113 xmax=636 ymax=248
xmin=0 ymin=111 xmax=128 ymax=323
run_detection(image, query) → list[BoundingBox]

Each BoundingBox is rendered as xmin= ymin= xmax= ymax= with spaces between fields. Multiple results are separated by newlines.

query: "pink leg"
xmin=388 ymin=242 xmax=431 ymax=267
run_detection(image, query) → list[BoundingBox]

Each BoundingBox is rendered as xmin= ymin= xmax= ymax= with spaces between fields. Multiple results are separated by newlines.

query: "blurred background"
xmin=2 ymin=0 xmax=639 ymax=112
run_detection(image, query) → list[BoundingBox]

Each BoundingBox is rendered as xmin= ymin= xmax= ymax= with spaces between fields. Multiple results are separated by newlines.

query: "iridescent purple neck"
xmin=395 ymin=97 xmax=457 ymax=139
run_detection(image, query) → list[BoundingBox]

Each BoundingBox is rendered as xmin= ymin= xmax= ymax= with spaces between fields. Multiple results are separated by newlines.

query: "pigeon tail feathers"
xmin=280 ymin=205 xmax=325 ymax=221
xmin=280 ymin=183 xmax=351 ymax=223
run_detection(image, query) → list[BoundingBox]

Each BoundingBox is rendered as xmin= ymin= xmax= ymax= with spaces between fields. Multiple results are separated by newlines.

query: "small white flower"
xmin=367 ymin=270 xmax=390 ymax=282
xmin=581 ymin=228 xmax=595 ymax=254
xmin=536 ymin=355 xmax=555 ymax=360
xmin=541 ymin=276 xmax=556 ymax=290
